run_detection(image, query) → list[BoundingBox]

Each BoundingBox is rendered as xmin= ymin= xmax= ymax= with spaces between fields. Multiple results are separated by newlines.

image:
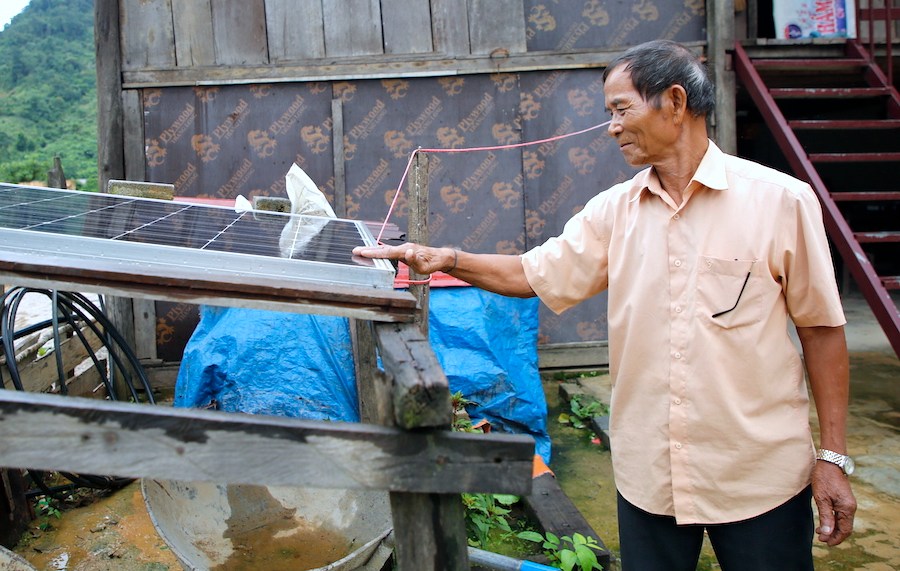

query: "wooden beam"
xmin=375 ymin=323 xmax=452 ymax=429
xmin=121 ymin=46 xmax=709 ymax=88
xmin=0 ymin=390 xmax=534 ymax=495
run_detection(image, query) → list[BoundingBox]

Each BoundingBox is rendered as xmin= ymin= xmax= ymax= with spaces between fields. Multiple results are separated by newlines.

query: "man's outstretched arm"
xmin=353 ymin=243 xmax=536 ymax=298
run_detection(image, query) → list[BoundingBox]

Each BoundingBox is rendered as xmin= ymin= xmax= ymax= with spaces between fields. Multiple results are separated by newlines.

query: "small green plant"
xmin=461 ymin=493 xmax=519 ymax=548
xmin=451 ymin=391 xmax=477 ymax=433
xmin=558 ymin=394 xmax=608 ymax=430
xmin=517 ymin=531 xmax=605 ymax=571
xmin=35 ymin=496 xmax=62 ymax=531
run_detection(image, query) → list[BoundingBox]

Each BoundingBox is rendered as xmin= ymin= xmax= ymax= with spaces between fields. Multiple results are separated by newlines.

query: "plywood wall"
xmin=108 ymin=0 xmax=707 ymax=356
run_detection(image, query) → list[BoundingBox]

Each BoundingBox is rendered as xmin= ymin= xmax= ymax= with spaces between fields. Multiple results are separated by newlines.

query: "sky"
xmin=1 ymin=0 xmax=30 ymax=30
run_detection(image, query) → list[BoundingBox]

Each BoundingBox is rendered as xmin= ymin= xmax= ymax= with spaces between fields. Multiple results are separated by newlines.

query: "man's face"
xmin=604 ymin=66 xmax=677 ymax=167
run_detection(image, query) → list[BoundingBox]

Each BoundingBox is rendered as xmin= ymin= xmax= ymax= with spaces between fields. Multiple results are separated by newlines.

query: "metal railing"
xmin=857 ymin=0 xmax=896 ymax=85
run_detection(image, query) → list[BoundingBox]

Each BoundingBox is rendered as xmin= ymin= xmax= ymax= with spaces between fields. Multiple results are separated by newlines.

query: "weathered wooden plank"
xmin=95 ymin=0 xmax=125 ymax=193
xmin=352 ymin=319 xmax=392 ymax=424
xmin=375 ymin=322 xmax=451 ymax=429
xmin=332 ymin=98 xmax=347 ymax=217
xmin=0 ymin=252 xmax=418 ymax=323
xmin=382 ymin=0 xmax=433 ymax=54
xmin=119 ymin=0 xmax=176 ymax=70
xmin=538 ymin=341 xmax=610 ymax=372
xmin=14 ymin=327 xmax=104 ymax=394
xmin=391 ymin=492 xmax=470 ymax=571
xmin=121 ymin=90 xmax=146 ymax=182
xmin=431 ymin=0 xmax=470 ymax=55
xmin=210 ymin=0 xmax=268 ymax=65
xmin=265 ymin=0 xmax=326 ymax=60
xmin=467 ymin=0 xmax=526 ymax=56
xmin=120 ymin=45 xmax=652 ymax=87
xmin=0 ymin=390 xmax=534 ymax=494
xmin=407 ymin=152 xmax=430 ymax=335
xmin=523 ymin=473 xmax=613 ymax=569
xmin=132 ymin=297 xmax=158 ymax=360
xmin=172 ymin=0 xmax=216 ymax=66
xmin=322 ymin=0 xmax=384 ymax=57
xmin=0 ymin=469 xmax=30 ymax=548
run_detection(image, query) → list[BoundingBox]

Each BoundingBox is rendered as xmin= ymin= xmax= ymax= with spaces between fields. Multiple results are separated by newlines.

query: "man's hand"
xmin=353 ymin=243 xmax=536 ymax=298
xmin=353 ymin=243 xmax=455 ymax=275
xmin=812 ymin=460 xmax=856 ymax=545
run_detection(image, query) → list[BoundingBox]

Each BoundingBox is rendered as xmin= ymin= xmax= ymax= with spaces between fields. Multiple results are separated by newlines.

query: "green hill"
xmin=0 ymin=0 xmax=97 ymax=189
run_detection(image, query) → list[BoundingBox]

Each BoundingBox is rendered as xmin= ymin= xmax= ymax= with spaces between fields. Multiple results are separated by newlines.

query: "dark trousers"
xmin=617 ymin=486 xmax=815 ymax=571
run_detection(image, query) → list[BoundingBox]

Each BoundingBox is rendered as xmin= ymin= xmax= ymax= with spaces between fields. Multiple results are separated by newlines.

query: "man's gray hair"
xmin=602 ymin=40 xmax=715 ymax=117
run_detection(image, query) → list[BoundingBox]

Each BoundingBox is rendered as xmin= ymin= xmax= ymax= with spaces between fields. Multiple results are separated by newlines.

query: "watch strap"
xmin=816 ymin=449 xmax=850 ymax=472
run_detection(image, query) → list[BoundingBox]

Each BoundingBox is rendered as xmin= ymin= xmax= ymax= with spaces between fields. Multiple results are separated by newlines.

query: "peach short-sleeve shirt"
xmin=521 ymin=141 xmax=845 ymax=524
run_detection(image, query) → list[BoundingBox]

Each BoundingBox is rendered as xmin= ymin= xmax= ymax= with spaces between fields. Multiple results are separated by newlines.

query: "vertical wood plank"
xmin=431 ymin=0 xmax=470 ymax=55
xmin=119 ymin=0 xmax=176 ymax=70
xmin=708 ymin=0 xmax=736 ymax=154
xmin=322 ymin=0 xmax=384 ymax=57
xmin=332 ymin=98 xmax=346 ymax=218
xmin=382 ymin=0 xmax=433 ymax=54
xmin=172 ymin=0 xmax=216 ymax=66
xmin=210 ymin=0 xmax=269 ymax=65
xmin=351 ymin=319 xmax=392 ymax=424
xmin=407 ymin=152 xmax=430 ymax=335
xmin=265 ymin=0 xmax=326 ymax=60
xmin=390 ymin=492 xmax=470 ymax=571
xmin=467 ymin=0 xmax=526 ymax=55
xmin=122 ymin=89 xmax=145 ymax=182
xmin=95 ymin=0 xmax=125 ymax=193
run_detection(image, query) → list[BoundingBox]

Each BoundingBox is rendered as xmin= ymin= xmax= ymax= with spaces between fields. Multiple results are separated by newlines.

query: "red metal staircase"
xmin=733 ymin=39 xmax=900 ymax=357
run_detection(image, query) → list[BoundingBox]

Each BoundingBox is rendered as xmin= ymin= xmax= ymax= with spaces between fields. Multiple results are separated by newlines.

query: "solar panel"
xmin=0 ymin=184 xmax=409 ymax=319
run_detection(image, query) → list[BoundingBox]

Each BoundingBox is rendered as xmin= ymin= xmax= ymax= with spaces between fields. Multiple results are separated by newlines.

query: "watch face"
xmin=844 ymin=456 xmax=855 ymax=476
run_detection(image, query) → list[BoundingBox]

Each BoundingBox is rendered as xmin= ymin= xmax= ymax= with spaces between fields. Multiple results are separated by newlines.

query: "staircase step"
xmin=809 ymin=152 xmax=900 ymax=163
xmin=751 ymin=58 xmax=868 ymax=72
xmin=882 ymin=276 xmax=900 ymax=290
xmin=853 ymin=231 xmax=900 ymax=243
xmin=790 ymin=119 xmax=900 ymax=130
xmin=831 ymin=192 xmax=900 ymax=201
xmin=770 ymin=87 xmax=891 ymax=98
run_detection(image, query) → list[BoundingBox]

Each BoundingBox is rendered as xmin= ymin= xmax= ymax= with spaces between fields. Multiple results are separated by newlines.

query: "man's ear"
xmin=669 ymin=84 xmax=688 ymax=124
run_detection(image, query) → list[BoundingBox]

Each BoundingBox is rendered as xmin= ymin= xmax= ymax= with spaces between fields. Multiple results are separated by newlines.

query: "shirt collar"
xmin=627 ymin=139 xmax=728 ymax=203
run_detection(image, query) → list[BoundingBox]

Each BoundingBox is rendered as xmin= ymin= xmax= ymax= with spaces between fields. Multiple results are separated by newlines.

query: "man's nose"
xmin=607 ymin=118 xmax=622 ymax=137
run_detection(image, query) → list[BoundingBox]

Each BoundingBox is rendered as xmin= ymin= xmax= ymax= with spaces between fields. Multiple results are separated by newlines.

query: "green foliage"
xmin=35 ymin=496 xmax=62 ymax=531
xmin=462 ymin=493 xmax=518 ymax=548
xmin=557 ymin=394 xmax=608 ymax=430
xmin=517 ymin=531 xmax=606 ymax=571
xmin=0 ymin=0 xmax=98 ymax=185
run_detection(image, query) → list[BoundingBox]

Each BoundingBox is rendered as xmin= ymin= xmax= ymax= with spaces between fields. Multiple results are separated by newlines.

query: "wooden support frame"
xmin=0 ymin=389 xmax=533 ymax=495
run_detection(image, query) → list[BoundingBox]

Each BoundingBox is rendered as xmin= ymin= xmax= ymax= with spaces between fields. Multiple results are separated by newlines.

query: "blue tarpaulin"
xmin=175 ymin=287 xmax=550 ymax=462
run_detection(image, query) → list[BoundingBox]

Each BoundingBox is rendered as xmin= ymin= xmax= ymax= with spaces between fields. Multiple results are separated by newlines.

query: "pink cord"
xmin=375 ymin=119 xmax=612 ymax=243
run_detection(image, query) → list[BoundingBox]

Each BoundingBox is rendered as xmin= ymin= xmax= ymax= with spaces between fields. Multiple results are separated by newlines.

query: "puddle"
xmin=14 ymin=481 xmax=180 ymax=571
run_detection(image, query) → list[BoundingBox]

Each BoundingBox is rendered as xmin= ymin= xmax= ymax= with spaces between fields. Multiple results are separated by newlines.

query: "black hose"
xmin=0 ymin=287 xmax=155 ymax=495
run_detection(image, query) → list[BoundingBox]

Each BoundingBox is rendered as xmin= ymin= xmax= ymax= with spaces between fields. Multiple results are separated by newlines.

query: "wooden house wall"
xmin=110 ymin=0 xmax=707 ymax=359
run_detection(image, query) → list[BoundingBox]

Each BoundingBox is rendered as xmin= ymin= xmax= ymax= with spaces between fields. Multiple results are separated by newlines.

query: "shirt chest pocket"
xmin=697 ymin=256 xmax=765 ymax=329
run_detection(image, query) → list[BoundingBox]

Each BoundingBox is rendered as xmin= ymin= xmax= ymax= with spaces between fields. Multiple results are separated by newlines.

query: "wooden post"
xmin=95 ymin=0 xmax=125 ymax=193
xmin=0 ymin=469 xmax=31 ymax=549
xmin=708 ymin=0 xmax=737 ymax=154
xmin=383 ymin=151 xmax=469 ymax=571
xmin=407 ymin=151 xmax=430 ymax=335
xmin=47 ymin=156 xmax=66 ymax=189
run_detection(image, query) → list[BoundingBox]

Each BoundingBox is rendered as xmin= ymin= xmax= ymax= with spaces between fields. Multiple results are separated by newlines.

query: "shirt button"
xmin=673 ymin=213 xmax=680 ymax=220
xmin=674 ymin=352 xmax=682 ymax=359
xmin=675 ymin=306 xmax=682 ymax=313
xmin=675 ymin=442 xmax=683 ymax=449
xmin=674 ymin=259 xmax=682 ymax=267
xmin=674 ymin=398 xmax=682 ymax=405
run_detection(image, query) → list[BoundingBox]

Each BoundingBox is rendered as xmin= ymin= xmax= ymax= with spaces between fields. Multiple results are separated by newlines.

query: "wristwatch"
xmin=816 ymin=449 xmax=855 ymax=476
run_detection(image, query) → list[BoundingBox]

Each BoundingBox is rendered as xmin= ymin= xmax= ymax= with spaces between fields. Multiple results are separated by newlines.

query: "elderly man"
xmin=354 ymin=40 xmax=856 ymax=570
